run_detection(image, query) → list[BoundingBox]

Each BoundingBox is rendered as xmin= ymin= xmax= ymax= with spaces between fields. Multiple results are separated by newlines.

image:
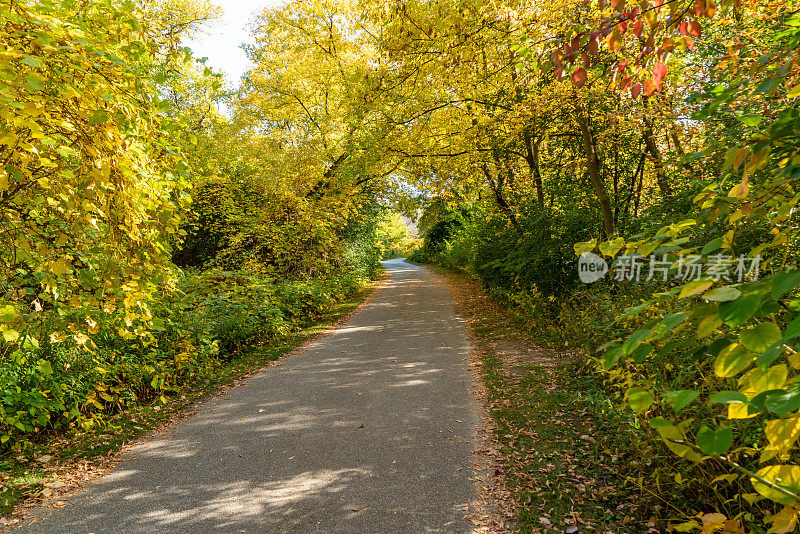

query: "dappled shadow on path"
xmin=16 ymin=259 xmax=476 ymax=534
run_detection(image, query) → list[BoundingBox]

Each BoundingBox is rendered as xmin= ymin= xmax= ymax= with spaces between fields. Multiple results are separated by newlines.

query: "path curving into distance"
xmin=16 ymin=259 xmax=478 ymax=533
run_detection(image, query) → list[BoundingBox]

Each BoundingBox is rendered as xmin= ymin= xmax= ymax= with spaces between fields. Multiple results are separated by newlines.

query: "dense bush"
xmin=0 ymin=269 xmax=369 ymax=451
xmin=410 ymin=203 xmax=596 ymax=297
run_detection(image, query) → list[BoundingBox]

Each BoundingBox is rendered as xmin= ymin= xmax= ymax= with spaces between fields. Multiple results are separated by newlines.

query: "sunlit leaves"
xmin=751 ymin=466 xmax=800 ymax=505
xmin=0 ymin=0 xmax=212 ymax=356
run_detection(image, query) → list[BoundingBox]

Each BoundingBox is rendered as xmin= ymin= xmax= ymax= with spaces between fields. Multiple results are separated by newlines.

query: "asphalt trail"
xmin=16 ymin=259 xmax=477 ymax=533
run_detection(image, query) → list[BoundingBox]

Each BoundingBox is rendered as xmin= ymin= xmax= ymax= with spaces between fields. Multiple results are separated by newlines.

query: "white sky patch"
xmin=183 ymin=0 xmax=286 ymax=89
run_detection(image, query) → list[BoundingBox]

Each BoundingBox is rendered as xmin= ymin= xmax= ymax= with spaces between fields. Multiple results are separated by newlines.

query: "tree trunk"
xmin=643 ymin=116 xmax=672 ymax=198
xmin=482 ymin=163 xmax=522 ymax=234
xmin=574 ymin=106 xmax=615 ymax=237
xmin=522 ymin=129 xmax=545 ymax=206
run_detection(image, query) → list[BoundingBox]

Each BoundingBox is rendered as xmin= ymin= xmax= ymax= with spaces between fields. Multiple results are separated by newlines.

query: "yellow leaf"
xmin=657 ymin=424 xmax=703 ymax=462
xmin=752 ymin=465 xmax=800 ymax=505
xmin=729 ymin=402 xmax=756 ymax=420
xmin=49 ymin=259 xmax=70 ymax=276
xmin=727 ymin=171 xmax=749 ymax=199
xmin=714 ymin=343 xmax=753 ymax=377
xmin=765 ymin=415 xmax=800 ymax=455
xmin=0 ymin=325 xmax=20 ymax=343
xmin=697 ymin=314 xmax=723 ymax=338
xmin=741 ymin=365 xmax=788 ymax=396
xmin=680 ymin=279 xmax=714 ymax=299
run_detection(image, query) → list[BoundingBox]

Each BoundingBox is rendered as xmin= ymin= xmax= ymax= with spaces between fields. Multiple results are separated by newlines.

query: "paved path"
xmin=17 ymin=259 xmax=477 ymax=533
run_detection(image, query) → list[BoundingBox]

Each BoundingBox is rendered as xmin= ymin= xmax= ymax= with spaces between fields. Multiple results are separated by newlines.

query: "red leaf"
xmin=617 ymin=59 xmax=629 ymax=72
xmin=693 ymin=0 xmax=706 ymax=17
xmin=684 ymin=34 xmax=695 ymax=50
xmin=631 ymin=82 xmax=642 ymax=99
xmin=571 ymin=36 xmax=581 ymax=50
xmin=572 ymin=68 xmax=588 ymax=89
xmin=687 ymin=20 xmax=702 ymax=37
xmin=551 ymin=50 xmax=563 ymax=67
xmin=633 ymin=19 xmax=643 ymax=38
xmin=618 ymin=21 xmax=628 ymax=34
xmin=643 ymin=78 xmax=656 ymax=96
xmin=588 ymin=38 xmax=599 ymax=57
xmin=612 ymin=0 xmax=625 ymax=13
xmin=582 ymin=52 xmax=590 ymax=69
xmin=620 ymin=75 xmax=632 ymax=90
xmin=554 ymin=68 xmax=564 ymax=81
xmin=653 ymin=61 xmax=667 ymax=80
xmin=679 ymin=21 xmax=688 ymax=35
xmin=706 ymin=0 xmax=717 ymax=17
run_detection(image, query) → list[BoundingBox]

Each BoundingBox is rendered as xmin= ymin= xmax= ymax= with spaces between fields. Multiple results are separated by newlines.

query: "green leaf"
xmin=737 ymin=114 xmax=763 ymax=127
xmin=664 ymin=390 xmax=700 ymax=413
xmin=36 ymin=359 xmax=53 ymax=376
xmin=631 ymin=344 xmax=653 ymax=363
xmin=757 ymin=345 xmax=785 ymax=369
xmin=628 ymin=387 xmax=654 ymax=414
xmin=653 ymin=312 xmax=689 ymax=335
xmin=754 ymin=78 xmax=781 ymax=95
xmin=740 ymin=322 xmax=782 ymax=352
xmin=709 ymin=390 xmax=749 ymax=405
xmin=696 ymin=425 xmax=733 ymax=455
xmin=783 ymin=315 xmax=800 ymax=340
xmin=765 ymin=390 xmax=800 ymax=416
xmin=697 ymin=314 xmax=723 ymax=338
xmin=719 ymin=294 xmax=761 ymax=326
xmin=598 ymin=237 xmax=625 ymax=258
xmin=24 ymin=75 xmax=43 ymax=91
xmin=772 ymin=271 xmax=800 ymax=299
xmin=20 ymin=56 xmax=45 ymax=69
xmin=624 ymin=302 xmax=651 ymax=316
xmin=649 ymin=416 xmax=672 ymax=428
xmin=701 ymin=237 xmax=723 ymax=254
xmin=704 ymin=286 xmax=741 ymax=302
xmin=89 ymin=110 xmax=109 ymax=125
xmin=573 ymin=239 xmax=597 ymax=256
xmin=0 ymin=305 xmax=20 ymax=323
xmin=622 ymin=329 xmax=651 ymax=356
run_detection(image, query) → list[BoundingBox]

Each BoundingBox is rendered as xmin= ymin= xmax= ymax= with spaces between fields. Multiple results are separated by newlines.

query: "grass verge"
xmin=435 ymin=267 xmax=667 ymax=533
xmin=0 ymin=277 xmax=382 ymax=529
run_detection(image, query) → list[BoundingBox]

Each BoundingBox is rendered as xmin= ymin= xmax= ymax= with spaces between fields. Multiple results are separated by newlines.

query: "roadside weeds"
xmin=433 ymin=267 xmax=662 ymax=534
